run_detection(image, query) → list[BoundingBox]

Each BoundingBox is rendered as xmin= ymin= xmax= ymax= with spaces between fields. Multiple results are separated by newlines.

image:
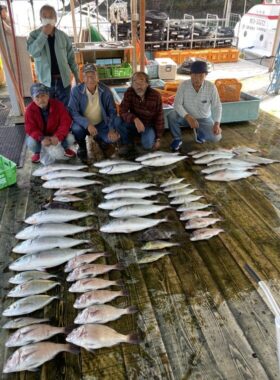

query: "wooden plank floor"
xmin=1 ymin=111 xmax=280 ymax=379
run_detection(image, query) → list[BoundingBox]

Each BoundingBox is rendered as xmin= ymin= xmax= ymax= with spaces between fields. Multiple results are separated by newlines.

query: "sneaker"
xmin=31 ymin=152 xmax=40 ymax=163
xmin=170 ymin=138 xmax=182 ymax=151
xmin=64 ymin=148 xmax=76 ymax=158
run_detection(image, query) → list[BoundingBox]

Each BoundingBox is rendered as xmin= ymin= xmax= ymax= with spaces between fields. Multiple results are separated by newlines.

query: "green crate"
xmin=111 ymin=63 xmax=132 ymax=78
xmin=96 ymin=66 xmax=112 ymax=79
xmin=0 ymin=155 xmax=16 ymax=190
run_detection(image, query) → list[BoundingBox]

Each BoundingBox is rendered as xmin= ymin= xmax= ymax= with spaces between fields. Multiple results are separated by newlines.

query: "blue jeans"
xmin=71 ymin=116 xmax=126 ymax=145
xmin=167 ymin=110 xmax=222 ymax=143
xmin=49 ymin=78 xmax=71 ymax=106
xmin=121 ymin=122 xmax=156 ymax=150
xmin=26 ymin=133 xmax=75 ymax=153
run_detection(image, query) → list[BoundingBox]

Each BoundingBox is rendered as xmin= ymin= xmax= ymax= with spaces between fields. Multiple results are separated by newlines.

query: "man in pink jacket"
xmin=25 ymin=83 xmax=76 ymax=163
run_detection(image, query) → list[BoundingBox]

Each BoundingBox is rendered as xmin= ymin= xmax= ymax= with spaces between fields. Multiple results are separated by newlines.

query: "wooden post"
xmin=139 ymin=0 xmax=145 ymax=71
xmin=269 ymin=14 xmax=280 ymax=72
xmin=70 ymin=0 xmax=78 ymax=43
xmin=130 ymin=0 xmax=138 ymax=73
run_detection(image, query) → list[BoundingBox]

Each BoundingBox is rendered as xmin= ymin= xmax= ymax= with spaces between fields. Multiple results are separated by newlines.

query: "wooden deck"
xmin=1 ymin=110 xmax=280 ymax=379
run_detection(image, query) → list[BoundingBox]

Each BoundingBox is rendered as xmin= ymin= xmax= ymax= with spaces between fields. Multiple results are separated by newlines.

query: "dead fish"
xmin=233 ymin=146 xmax=258 ymax=155
xmin=160 ymin=177 xmax=184 ymax=188
xmin=53 ymin=195 xmax=84 ymax=203
xmin=3 ymin=342 xmax=78 ymax=373
xmin=141 ymin=240 xmax=179 ymax=250
xmin=190 ymin=228 xmax=224 ymax=241
xmin=170 ymin=195 xmax=203 ymax=205
xmin=135 ymin=151 xmax=179 ymax=162
xmin=138 ymin=251 xmax=171 ymax=264
xmin=41 ymin=170 xmax=94 ymax=180
xmin=138 ymin=228 xmax=176 ymax=242
xmin=205 ymin=170 xmax=258 ymax=182
xmin=54 ymin=188 xmax=86 ymax=196
xmin=192 ymin=149 xmax=233 ymax=159
xmin=100 ymin=217 xmax=168 ymax=234
xmin=207 ymin=158 xmax=259 ymax=167
xmin=25 ymin=209 xmax=95 ymax=224
xmin=163 ymin=183 xmax=190 ymax=192
xmin=104 ymin=189 xmax=162 ymax=200
xmin=2 ymin=317 xmax=50 ymax=330
xmin=74 ymin=304 xmax=137 ymax=324
xmin=32 ymin=164 xmax=87 ymax=177
xmin=99 ymin=198 xmax=157 ymax=211
xmin=194 ymin=153 xmax=235 ymax=165
xmin=188 ymin=150 xmax=199 ymax=156
xmin=9 ymin=248 xmax=93 ymax=272
xmin=66 ymin=324 xmax=140 ymax=350
xmin=102 ymin=181 xmax=155 ymax=193
xmin=238 ymin=154 xmax=280 ymax=165
xmin=168 ymin=188 xmax=197 ymax=198
xmin=201 ymin=163 xmax=257 ymax=174
xmin=66 ymin=263 xmax=123 ymax=282
xmin=177 ymin=202 xmax=212 ymax=212
xmin=43 ymin=178 xmax=102 ymax=189
xmin=99 ymin=163 xmax=143 ymax=175
xmin=141 ymin=155 xmax=187 ymax=167
xmin=69 ymin=278 xmax=123 ymax=293
xmin=109 ymin=204 xmax=170 ymax=218
xmin=185 ymin=217 xmax=221 ymax=230
xmin=7 ymin=280 xmax=60 ymax=298
xmin=94 ymin=159 xmax=132 ymax=168
xmin=65 ymin=252 xmax=109 ymax=272
xmin=2 ymin=295 xmax=58 ymax=317
xmin=16 ymin=223 xmax=93 ymax=240
xmin=74 ymin=289 xmax=128 ymax=308
xmin=180 ymin=210 xmax=214 ymax=221
xmin=5 ymin=324 xmax=66 ymax=347
xmin=9 ymin=271 xmax=57 ymax=284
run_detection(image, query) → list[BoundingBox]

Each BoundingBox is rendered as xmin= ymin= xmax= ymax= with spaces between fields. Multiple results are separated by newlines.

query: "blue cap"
xmin=30 ymin=83 xmax=49 ymax=98
xmin=83 ymin=63 xmax=97 ymax=73
xmin=190 ymin=60 xmax=208 ymax=74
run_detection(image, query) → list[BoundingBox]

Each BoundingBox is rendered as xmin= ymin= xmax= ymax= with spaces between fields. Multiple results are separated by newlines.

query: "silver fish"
xmin=99 ymin=163 xmax=143 ymax=175
xmin=100 ymin=217 xmax=168 ymax=233
xmin=185 ymin=217 xmax=221 ymax=230
xmin=3 ymin=342 xmax=78 ymax=373
xmin=194 ymin=153 xmax=235 ymax=165
xmin=98 ymin=198 xmax=158 ymax=210
xmin=141 ymin=240 xmax=179 ymax=250
xmin=66 ymin=263 xmax=123 ymax=282
xmin=69 ymin=278 xmax=122 ymax=293
xmin=160 ymin=177 xmax=184 ymax=188
xmin=104 ymin=189 xmax=162 ymax=199
xmin=43 ymin=178 xmax=102 ymax=189
xmin=54 ymin=188 xmax=86 ymax=196
xmin=5 ymin=324 xmax=66 ymax=347
xmin=233 ymin=146 xmax=258 ymax=155
xmin=65 ymin=252 xmax=108 ymax=272
xmin=13 ymin=237 xmax=90 ymax=254
xmin=109 ymin=204 xmax=170 ymax=218
xmin=205 ymin=170 xmax=257 ymax=182
xmin=190 ymin=228 xmax=224 ymax=241
xmin=94 ymin=159 xmax=132 ymax=168
xmin=9 ymin=248 xmax=93 ymax=272
xmin=2 ymin=295 xmax=59 ymax=316
xmin=41 ymin=170 xmax=94 ymax=180
xmin=201 ymin=163 xmax=257 ymax=174
xmin=16 ymin=223 xmax=93 ymax=240
xmin=25 ymin=209 xmax=95 ymax=224
xmin=74 ymin=304 xmax=137 ymax=324
xmin=9 ymin=271 xmax=57 ymax=284
xmin=188 ymin=150 xmax=199 ymax=156
xmin=177 ymin=202 xmax=212 ymax=212
xmin=141 ymin=155 xmax=187 ymax=167
xmin=170 ymin=195 xmax=203 ymax=205
xmin=207 ymin=158 xmax=259 ymax=167
xmin=66 ymin=324 xmax=139 ymax=350
xmin=180 ymin=210 xmax=214 ymax=221
xmin=2 ymin=317 xmax=50 ymax=330
xmin=74 ymin=289 xmax=127 ymax=308
xmin=32 ymin=164 xmax=87 ymax=177
xmin=192 ymin=149 xmax=233 ymax=159
xmin=135 ymin=151 xmax=179 ymax=162
xmin=53 ymin=195 xmax=84 ymax=203
xmin=102 ymin=181 xmax=155 ymax=193
xmin=163 ymin=183 xmax=190 ymax=192
xmin=168 ymin=188 xmax=196 ymax=198
xmin=7 ymin=280 xmax=60 ymax=298
xmin=238 ymin=154 xmax=280 ymax=165
xmin=138 ymin=251 xmax=171 ymax=264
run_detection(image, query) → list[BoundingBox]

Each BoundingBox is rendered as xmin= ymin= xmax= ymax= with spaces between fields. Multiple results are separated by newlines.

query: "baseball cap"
xmin=83 ymin=63 xmax=97 ymax=73
xmin=30 ymin=83 xmax=49 ymax=98
xmin=190 ymin=60 xmax=208 ymax=74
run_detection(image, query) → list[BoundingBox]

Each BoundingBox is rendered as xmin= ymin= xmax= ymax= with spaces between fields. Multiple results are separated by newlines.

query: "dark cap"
xmin=83 ymin=63 xmax=97 ymax=73
xmin=190 ymin=60 xmax=208 ymax=74
xmin=30 ymin=83 xmax=49 ymax=98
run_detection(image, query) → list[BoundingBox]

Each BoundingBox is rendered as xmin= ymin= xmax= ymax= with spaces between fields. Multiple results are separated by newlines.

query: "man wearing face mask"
xmin=27 ymin=4 xmax=79 ymax=106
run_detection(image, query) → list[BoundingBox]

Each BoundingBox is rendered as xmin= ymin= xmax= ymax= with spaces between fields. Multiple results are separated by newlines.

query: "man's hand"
xmin=185 ymin=114 xmax=199 ymax=129
xmin=213 ymin=122 xmax=222 ymax=135
xmin=153 ymin=139 xmax=161 ymax=151
xmin=88 ymin=124 xmax=98 ymax=137
xmin=108 ymin=130 xmax=120 ymax=143
xmin=42 ymin=24 xmax=54 ymax=36
xmin=50 ymin=136 xmax=59 ymax=145
xmin=134 ymin=118 xmax=145 ymax=133
xmin=41 ymin=137 xmax=52 ymax=146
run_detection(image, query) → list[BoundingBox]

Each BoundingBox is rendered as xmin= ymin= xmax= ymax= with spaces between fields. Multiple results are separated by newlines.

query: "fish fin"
xmin=64 ymin=325 xmax=77 ymax=335
xmin=127 ymin=332 xmax=141 ymax=344
xmin=115 ymin=279 xmax=125 ymax=287
xmin=66 ymin=344 xmax=80 ymax=354
xmin=116 ymin=262 xmax=126 ymax=270
xmin=126 ymin=306 xmax=138 ymax=314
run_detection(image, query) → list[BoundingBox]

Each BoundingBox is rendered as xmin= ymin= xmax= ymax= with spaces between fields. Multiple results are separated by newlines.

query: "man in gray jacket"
xmin=27 ymin=4 xmax=79 ymax=105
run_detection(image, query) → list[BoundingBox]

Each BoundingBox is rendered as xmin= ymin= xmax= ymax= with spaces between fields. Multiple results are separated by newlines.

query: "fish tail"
xmin=64 ymin=324 xmax=77 ymax=335
xmin=115 ymin=279 xmax=125 ymax=287
xmin=121 ymin=289 xmax=129 ymax=297
xmin=115 ymin=263 xmax=126 ymax=270
xmin=103 ymin=252 xmax=111 ymax=257
xmin=126 ymin=306 xmax=138 ymax=314
xmin=64 ymin=343 xmax=80 ymax=355
xmin=127 ymin=332 xmax=141 ymax=344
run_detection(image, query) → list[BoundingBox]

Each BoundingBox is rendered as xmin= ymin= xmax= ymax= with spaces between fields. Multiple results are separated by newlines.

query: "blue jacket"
xmin=68 ymin=82 xmax=117 ymax=130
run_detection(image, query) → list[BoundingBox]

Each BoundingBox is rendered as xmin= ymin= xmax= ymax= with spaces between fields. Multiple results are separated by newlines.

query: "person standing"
xmin=27 ymin=4 xmax=79 ymax=106
xmin=168 ymin=60 xmax=222 ymax=151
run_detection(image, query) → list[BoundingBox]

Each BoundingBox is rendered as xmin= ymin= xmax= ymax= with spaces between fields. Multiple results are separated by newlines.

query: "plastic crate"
xmin=0 ymin=155 xmax=16 ymax=189
xmin=221 ymin=92 xmax=260 ymax=123
xmin=97 ymin=66 xmax=112 ymax=79
xmin=146 ymin=60 xmax=159 ymax=79
xmin=111 ymin=63 xmax=132 ymax=78
xmin=215 ymin=78 xmax=242 ymax=102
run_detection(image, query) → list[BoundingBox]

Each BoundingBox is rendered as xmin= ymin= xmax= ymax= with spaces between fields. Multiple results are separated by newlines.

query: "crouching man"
xmin=69 ymin=63 xmax=124 ymax=161
xmin=168 ymin=60 xmax=222 ymax=151
xmin=25 ymin=83 xmax=76 ymax=163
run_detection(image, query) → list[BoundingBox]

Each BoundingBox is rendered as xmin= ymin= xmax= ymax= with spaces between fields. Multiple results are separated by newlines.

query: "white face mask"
xmin=41 ymin=18 xmax=56 ymax=26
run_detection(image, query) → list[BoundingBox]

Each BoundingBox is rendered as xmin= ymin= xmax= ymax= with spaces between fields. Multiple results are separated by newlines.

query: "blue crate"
xmin=221 ymin=92 xmax=260 ymax=123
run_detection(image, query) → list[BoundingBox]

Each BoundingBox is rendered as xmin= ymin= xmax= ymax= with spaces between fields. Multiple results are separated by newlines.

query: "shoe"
xmin=103 ymin=143 xmax=116 ymax=158
xmin=31 ymin=153 xmax=40 ymax=163
xmin=64 ymin=148 xmax=76 ymax=158
xmin=170 ymin=139 xmax=182 ymax=151
xmin=77 ymin=141 xmax=88 ymax=161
